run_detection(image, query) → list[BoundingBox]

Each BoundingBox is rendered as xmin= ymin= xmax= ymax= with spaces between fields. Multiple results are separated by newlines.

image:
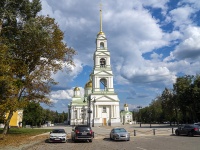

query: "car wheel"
xmin=175 ymin=130 xmax=179 ymax=136
xmin=89 ymin=139 xmax=93 ymax=142
xmin=110 ymin=134 xmax=112 ymax=140
xmin=113 ymin=135 xmax=116 ymax=141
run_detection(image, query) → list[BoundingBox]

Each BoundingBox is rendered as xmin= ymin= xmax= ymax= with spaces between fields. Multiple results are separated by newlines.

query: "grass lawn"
xmin=0 ymin=128 xmax=52 ymax=147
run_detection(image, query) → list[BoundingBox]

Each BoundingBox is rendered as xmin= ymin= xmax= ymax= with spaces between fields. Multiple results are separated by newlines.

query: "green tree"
xmin=173 ymin=75 xmax=194 ymax=123
xmin=149 ymin=98 xmax=163 ymax=123
xmin=160 ymin=88 xmax=178 ymax=125
xmin=22 ymin=102 xmax=44 ymax=127
xmin=0 ymin=0 xmax=75 ymax=136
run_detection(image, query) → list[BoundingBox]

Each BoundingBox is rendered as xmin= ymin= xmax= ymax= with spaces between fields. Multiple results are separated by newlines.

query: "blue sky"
xmin=39 ymin=0 xmax=200 ymax=112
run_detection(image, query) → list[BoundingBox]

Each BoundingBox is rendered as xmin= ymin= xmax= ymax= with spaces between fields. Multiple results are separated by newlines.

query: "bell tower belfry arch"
xmin=89 ymin=5 xmax=121 ymax=126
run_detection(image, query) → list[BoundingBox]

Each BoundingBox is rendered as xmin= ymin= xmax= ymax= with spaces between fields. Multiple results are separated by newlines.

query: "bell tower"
xmin=89 ymin=5 xmax=120 ymax=126
xmin=92 ymin=7 xmax=114 ymax=93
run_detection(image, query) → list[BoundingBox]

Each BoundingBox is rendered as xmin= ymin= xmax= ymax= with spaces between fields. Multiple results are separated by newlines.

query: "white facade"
xmin=120 ymin=104 xmax=133 ymax=124
xmin=68 ymin=8 xmax=121 ymax=126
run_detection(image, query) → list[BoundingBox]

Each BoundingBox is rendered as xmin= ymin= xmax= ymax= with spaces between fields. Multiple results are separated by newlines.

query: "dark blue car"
xmin=175 ymin=124 xmax=200 ymax=136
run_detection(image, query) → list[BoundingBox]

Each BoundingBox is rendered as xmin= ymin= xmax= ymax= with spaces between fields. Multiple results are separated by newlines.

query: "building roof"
xmin=120 ymin=111 xmax=132 ymax=115
xmin=124 ymin=103 xmax=128 ymax=107
xmin=74 ymin=87 xmax=80 ymax=91
xmin=85 ymin=80 xmax=92 ymax=88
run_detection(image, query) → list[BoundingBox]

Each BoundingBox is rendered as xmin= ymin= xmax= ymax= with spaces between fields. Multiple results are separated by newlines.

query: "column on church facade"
xmin=114 ymin=105 xmax=116 ymax=118
xmin=96 ymin=56 xmax=99 ymax=66
xmin=107 ymin=57 xmax=110 ymax=66
xmin=77 ymin=108 xmax=80 ymax=119
xmin=96 ymin=105 xmax=98 ymax=118
xmin=109 ymin=77 xmax=113 ymax=88
xmin=116 ymin=105 xmax=120 ymax=118
xmin=107 ymin=77 xmax=109 ymax=89
xmin=71 ymin=108 xmax=73 ymax=120
xmin=111 ymin=105 xmax=114 ymax=118
xmin=95 ymin=77 xmax=98 ymax=89
xmin=94 ymin=104 xmax=96 ymax=118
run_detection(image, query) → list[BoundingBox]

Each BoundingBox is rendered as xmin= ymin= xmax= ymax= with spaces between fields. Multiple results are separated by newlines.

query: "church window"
xmin=100 ymin=42 xmax=104 ymax=49
xmin=100 ymin=58 xmax=106 ymax=67
xmin=102 ymin=106 xmax=106 ymax=113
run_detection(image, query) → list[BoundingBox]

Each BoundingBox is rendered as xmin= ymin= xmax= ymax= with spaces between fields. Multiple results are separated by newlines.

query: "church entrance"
xmin=102 ymin=118 xmax=107 ymax=126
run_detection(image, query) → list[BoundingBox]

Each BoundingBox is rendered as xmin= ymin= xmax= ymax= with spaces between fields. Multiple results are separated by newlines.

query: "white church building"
xmin=68 ymin=8 xmax=121 ymax=127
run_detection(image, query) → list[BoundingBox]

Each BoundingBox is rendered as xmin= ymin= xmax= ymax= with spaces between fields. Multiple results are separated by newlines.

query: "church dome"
xmin=74 ymin=87 xmax=80 ymax=91
xmin=124 ymin=103 xmax=128 ymax=107
xmin=85 ymin=80 xmax=92 ymax=88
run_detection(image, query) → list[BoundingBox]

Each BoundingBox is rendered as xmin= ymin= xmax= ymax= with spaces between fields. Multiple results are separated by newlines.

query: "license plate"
xmin=82 ymin=132 xmax=87 ymax=135
xmin=55 ymin=138 xmax=60 ymax=140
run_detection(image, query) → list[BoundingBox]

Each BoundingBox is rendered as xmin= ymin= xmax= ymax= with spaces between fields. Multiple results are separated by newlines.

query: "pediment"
xmin=95 ymin=95 xmax=119 ymax=102
xmin=94 ymin=70 xmax=113 ymax=76
xmin=96 ymin=52 xmax=110 ymax=56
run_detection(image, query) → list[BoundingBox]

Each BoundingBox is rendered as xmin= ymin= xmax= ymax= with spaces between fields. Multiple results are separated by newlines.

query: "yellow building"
xmin=6 ymin=110 xmax=23 ymax=127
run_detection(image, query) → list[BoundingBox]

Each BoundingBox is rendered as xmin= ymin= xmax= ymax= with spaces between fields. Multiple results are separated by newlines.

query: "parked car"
xmin=71 ymin=125 xmax=94 ymax=142
xmin=110 ymin=127 xmax=130 ymax=141
xmin=175 ymin=124 xmax=200 ymax=136
xmin=49 ymin=129 xmax=67 ymax=143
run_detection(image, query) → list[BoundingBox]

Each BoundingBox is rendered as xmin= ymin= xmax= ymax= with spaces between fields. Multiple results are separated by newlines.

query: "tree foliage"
xmin=138 ymin=75 xmax=200 ymax=124
xmin=22 ymin=102 xmax=68 ymax=127
xmin=0 ymin=0 xmax=75 ymax=135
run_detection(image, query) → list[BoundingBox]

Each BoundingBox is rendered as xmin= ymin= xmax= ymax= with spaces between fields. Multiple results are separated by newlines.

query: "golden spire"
xmin=98 ymin=2 xmax=105 ymax=35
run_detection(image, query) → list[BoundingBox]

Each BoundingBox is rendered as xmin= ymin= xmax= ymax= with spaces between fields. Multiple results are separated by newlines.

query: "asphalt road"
xmin=22 ymin=124 xmax=200 ymax=150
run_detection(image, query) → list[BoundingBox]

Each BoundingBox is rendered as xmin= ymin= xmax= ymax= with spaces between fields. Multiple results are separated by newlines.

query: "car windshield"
xmin=76 ymin=126 xmax=90 ymax=131
xmin=114 ymin=128 xmax=127 ymax=133
xmin=52 ymin=129 xmax=65 ymax=133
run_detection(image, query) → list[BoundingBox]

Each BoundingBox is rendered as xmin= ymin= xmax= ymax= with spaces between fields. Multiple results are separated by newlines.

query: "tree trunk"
xmin=1 ymin=111 xmax=13 ymax=137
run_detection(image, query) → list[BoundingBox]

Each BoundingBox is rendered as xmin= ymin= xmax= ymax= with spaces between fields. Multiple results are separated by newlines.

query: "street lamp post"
xmin=137 ymin=106 xmax=142 ymax=127
xmin=81 ymin=106 xmax=86 ymax=124
xmin=83 ymin=96 xmax=96 ymax=127
xmin=73 ymin=106 xmax=77 ymax=126
xmin=92 ymin=99 xmax=96 ymax=127
xmin=149 ymin=111 xmax=152 ymax=128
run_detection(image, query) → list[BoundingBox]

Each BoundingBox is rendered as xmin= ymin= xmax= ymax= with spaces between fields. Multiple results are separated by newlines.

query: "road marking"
xmin=137 ymin=147 xmax=147 ymax=150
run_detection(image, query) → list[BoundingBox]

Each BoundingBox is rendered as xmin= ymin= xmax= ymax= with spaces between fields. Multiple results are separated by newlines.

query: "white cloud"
xmin=141 ymin=0 xmax=169 ymax=9
xmin=50 ymin=90 xmax=73 ymax=100
xmin=51 ymin=58 xmax=83 ymax=89
xmin=169 ymin=5 xmax=195 ymax=29
xmin=165 ymin=26 xmax=200 ymax=62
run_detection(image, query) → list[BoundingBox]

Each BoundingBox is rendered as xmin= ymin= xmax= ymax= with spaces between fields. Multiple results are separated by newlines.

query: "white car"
xmin=49 ymin=129 xmax=67 ymax=143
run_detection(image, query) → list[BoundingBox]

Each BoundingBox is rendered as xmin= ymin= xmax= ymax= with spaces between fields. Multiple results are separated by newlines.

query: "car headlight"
xmin=114 ymin=134 xmax=119 ymax=137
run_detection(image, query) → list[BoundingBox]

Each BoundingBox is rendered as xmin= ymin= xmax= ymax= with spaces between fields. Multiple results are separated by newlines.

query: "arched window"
xmin=100 ymin=78 xmax=107 ymax=91
xmin=100 ymin=58 xmax=106 ymax=67
xmin=100 ymin=42 xmax=104 ymax=49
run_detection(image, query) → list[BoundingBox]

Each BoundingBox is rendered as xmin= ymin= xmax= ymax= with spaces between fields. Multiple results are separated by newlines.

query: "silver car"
xmin=110 ymin=127 xmax=130 ymax=141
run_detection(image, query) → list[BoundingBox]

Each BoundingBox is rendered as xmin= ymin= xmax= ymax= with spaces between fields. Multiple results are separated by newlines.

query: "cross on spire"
xmin=98 ymin=1 xmax=105 ymax=35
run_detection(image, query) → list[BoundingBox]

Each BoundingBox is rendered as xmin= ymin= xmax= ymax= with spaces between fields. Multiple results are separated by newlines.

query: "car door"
xmin=179 ymin=125 xmax=185 ymax=134
xmin=183 ymin=125 xmax=191 ymax=134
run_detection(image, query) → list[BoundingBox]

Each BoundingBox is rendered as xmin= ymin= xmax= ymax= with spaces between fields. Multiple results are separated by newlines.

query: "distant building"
xmin=120 ymin=104 xmax=133 ymax=124
xmin=2 ymin=110 xmax=23 ymax=128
